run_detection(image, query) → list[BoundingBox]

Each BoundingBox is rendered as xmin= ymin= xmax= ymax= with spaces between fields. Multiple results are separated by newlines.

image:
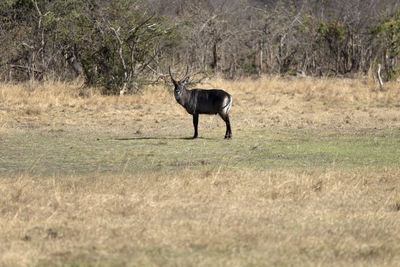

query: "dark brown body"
xmin=170 ymin=67 xmax=232 ymax=139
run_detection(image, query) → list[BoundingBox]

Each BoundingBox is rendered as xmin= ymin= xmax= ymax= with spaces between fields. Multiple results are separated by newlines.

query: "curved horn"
xmin=184 ymin=65 xmax=190 ymax=79
xmin=168 ymin=65 xmax=175 ymax=82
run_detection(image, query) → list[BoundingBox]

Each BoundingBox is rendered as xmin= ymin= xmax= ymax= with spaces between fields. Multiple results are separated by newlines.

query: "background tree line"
xmin=0 ymin=0 xmax=399 ymax=93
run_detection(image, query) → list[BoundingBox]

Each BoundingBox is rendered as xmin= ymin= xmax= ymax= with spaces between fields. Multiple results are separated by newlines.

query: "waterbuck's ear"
xmin=182 ymin=77 xmax=189 ymax=85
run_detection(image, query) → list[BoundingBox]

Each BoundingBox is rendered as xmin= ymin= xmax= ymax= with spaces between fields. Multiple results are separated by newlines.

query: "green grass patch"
xmin=1 ymin=129 xmax=399 ymax=177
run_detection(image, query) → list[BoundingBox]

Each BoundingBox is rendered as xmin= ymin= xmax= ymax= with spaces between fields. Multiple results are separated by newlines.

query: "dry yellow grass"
xmin=1 ymin=168 xmax=400 ymax=265
xmin=218 ymin=76 xmax=400 ymax=130
xmin=1 ymin=76 xmax=399 ymax=135
xmin=0 ymin=79 xmax=176 ymax=135
xmin=1 ymin=77 xmax=400 ymax=265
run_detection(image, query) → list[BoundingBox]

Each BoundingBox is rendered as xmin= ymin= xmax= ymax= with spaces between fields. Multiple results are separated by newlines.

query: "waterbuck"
xmin=169 ymin=66 xmax=232 ymax=139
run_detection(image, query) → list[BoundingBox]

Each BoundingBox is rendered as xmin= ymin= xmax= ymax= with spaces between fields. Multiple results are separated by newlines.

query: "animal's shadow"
xmin=115 ymin=136 xmax=212 ymax=141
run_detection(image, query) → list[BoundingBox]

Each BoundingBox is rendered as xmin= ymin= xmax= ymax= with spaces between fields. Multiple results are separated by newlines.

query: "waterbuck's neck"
xmin=174 ymin=86 xmax=190 ymax=106
xmin=169 ymin=65 xmax=195 ymax=113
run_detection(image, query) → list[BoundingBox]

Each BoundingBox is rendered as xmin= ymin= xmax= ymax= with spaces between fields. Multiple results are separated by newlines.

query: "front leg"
xmin=192 ymin=113 xmax=199 ymax=139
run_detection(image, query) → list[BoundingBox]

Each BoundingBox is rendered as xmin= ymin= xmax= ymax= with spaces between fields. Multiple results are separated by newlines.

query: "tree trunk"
xmin=211 ymin=42 xmax=218 ymax=71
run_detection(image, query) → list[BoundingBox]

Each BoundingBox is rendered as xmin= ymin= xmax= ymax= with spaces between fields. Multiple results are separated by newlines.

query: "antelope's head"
xmin=169 ymin=65 xmax=190 ymax=100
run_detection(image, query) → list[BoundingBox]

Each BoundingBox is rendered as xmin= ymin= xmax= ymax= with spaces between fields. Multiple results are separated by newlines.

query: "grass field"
xmin=1 ymin=76 xmax=400 ymax=266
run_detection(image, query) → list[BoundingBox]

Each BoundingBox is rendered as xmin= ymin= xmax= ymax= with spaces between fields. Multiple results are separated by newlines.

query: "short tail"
xmin=222 ymin=95 xmax=232 ymax=114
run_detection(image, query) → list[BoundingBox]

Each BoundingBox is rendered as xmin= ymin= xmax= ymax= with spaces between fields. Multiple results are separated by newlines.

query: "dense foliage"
xmin=0 ymin=0 xmax=399 ymax=93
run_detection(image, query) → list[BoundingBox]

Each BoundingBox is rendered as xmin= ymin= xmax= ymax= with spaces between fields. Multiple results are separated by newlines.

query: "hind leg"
xmin=219 ymin=112 xmax=232 ymax=139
